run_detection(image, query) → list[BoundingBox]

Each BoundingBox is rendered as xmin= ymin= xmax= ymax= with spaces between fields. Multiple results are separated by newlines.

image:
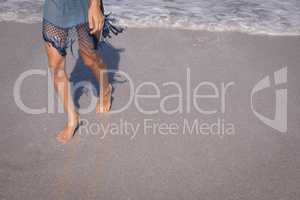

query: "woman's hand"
xmin=88 ymin=0 xmax=105 ymax=35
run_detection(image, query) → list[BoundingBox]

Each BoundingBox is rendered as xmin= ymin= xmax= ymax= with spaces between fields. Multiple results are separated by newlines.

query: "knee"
xmin=48 ymin=57 xmax=64 ymax=69
xmin=82 ymin=56 xmax=96 ymax=69
xmin=48 ymin=58 xmax=65 ymax=77
xmin=80 ymin=51 xmax=105 ymax=69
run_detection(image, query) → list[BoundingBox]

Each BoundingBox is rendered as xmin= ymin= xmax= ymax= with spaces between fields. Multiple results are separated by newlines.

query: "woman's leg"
xmin=44 ymin=43 xmax=79 ymax=144
xmin=76 ymin=24 xmax=112 ymax=113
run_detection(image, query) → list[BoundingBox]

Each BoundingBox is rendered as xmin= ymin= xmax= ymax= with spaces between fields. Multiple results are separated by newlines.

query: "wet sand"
xmin=0 ymin=22 xmax=300 ymax=200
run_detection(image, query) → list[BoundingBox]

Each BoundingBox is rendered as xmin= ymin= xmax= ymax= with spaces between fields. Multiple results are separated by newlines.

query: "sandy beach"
xmin=0 ymin=21 xmax=300 ymax=199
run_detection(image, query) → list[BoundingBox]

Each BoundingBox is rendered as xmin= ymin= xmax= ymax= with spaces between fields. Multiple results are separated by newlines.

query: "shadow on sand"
xmin=69 ymin=41 xmax=124 ymax=109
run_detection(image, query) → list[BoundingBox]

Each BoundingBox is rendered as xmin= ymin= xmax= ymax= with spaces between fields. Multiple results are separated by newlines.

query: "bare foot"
xmin=96 ymin=84 xmax=112 ymax=113
xmin=56 ymin=116 xmax=80 ymax=144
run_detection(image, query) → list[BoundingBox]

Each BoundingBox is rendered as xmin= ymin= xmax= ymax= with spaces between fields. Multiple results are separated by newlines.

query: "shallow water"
xmin=0 ymin=0 xmax=299 ymax=35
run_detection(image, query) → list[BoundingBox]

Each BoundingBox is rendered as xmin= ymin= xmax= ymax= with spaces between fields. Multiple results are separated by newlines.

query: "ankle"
xmin=67 ymin=114 xmax=79 ymax=127
xmin=67 ymin=121 xmax=78 ymax=128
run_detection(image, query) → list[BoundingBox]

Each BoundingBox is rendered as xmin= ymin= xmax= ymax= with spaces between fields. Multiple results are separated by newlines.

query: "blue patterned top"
xmin=43 ymin=0 xmax=89 ymax=28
